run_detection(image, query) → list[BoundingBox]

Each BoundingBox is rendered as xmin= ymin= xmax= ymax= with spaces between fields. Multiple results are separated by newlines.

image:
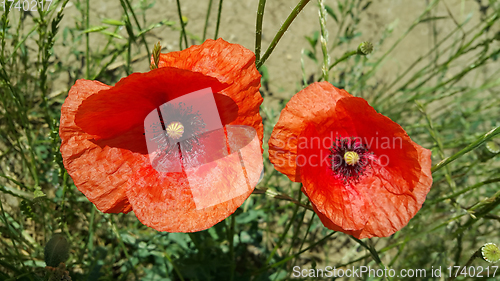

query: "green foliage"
xmin=0 ymin=0 xmax=499 ymax=280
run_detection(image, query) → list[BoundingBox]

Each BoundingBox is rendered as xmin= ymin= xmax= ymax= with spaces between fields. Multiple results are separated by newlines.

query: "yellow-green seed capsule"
xmin=166 ymin=121 xmax=184 ymax=140
xmin=344 ymin=151 xmax=360 ymax=166
xmin=482 ymin=243 xmax=500 ymax=263
xmin=357 ymin=41 xmax=373 ymax=55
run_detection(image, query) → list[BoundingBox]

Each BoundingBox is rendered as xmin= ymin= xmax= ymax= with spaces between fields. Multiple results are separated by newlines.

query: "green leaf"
xmin=100 ymin=30 xmax=124 ymax=39
xmin=168 ymin=233 xmax=189 ymax=250
xmin=101 ymin=18 xmax=126 ymax=26
xmin=338 ymin=1 xmax=344 ymax=14
xmin=137 ymin=20 xmax=175 ymax=37
xmin=259 ymin=64 xmax=269 ymax=83
xmin=305 ymin=31 xmax=319 ymax=49
xmin=362 ymin=1 xmax=372 ymax=11
xmin=304 ymin=49 xmax=317 ymax=62
xmin=420 ymin=16 xmax=448 ymax=23
xmin=81 ymin=26 xmax=108 ymax=33
xmin=324 ymin=5 xmax=338 ymax=22
xmin=121 ymin=233 xmax=136 ymax=245
xmin=33 ymin=189 xmax=46 ymax=198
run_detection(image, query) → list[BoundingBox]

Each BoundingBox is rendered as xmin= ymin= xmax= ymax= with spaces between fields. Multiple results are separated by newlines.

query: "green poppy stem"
xmin=254 ymin=0 xmax=266 ymax=61
xmin=214 ymin=0 xmax=224 ymax=39
xmin=256 ymin=0 xmax=312 ymax=69
xmin=176 ymin=0 xmax=189 ymax=50
xmin=253 ymin=187 xmax=312 ymax=210
xmin=432 ymin=125 xmax=500 ymax=173
xmin=85 ymin=0 xmax=90 ymax=79
xmin=328 ymin=50 xmax=357 ymax=71
xmin=202 ymin=0 xmax=213 ymax=41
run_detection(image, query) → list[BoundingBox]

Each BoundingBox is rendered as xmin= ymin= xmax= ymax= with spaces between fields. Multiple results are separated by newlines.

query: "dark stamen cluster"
xmin=147 ymin=102 xmax=206 ymax=158
xmin=329 ymin=137 xmax=372 ymax=183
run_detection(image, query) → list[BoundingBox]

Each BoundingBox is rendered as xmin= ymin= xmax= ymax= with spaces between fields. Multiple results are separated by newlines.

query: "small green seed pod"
xmin=44 ymin=233 xmax=70 ymax=267
xmin=357 ymin=41 xmax=373 ymax=55
xmin=481 ymin=243 xmax=500 ymax=263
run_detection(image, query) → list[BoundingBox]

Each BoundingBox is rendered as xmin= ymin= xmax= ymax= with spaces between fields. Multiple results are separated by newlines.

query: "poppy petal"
xmin=60 ymin=79 xmax=134 ymax=213
xmin=156 ymin=38 xmax=264 ymax=146
xmin=126 ymin=126 xmax=263 ymax=232
xmin=268 ymin=82 xmax=351 ymax=182
xmin=75 ymin=67 xmax=228 ymax=150
xmin=363 ymin=144 xmax=432 ymax=237
xmin=313 ymin=145 xmax=432 ymax=238
xmin=298 ymin=124 xmax=370 ymax=230
xmin=333 ymin=97 xmax=420 ymax=195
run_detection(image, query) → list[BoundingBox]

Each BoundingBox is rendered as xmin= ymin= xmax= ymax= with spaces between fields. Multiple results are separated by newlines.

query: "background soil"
xmin=54 ymin=0 xmax=492 ymax=102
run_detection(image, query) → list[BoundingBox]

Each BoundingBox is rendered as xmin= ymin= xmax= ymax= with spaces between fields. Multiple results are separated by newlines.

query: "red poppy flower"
xmin=60 ymin=39 xmax=263 ymax=232
xmin=268 ymin=82 xmax=432 ymax=238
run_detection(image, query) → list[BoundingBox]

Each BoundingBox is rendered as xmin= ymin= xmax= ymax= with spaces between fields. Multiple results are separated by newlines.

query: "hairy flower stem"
xmin=214 ymin=0 xmax=224 ymax=39
xmin=176 ymin=0 xmax=188 ymax=49
xmin=256 ymin=0 xmax=312 ymax=69
xmin=328 ymin=50 xmax=357 ymax=71
xmin=432 ymin=126 xmax=500 ymax=173
xmin=85 ymin=0 xmax=90 ymax=79
xmin=228 ymin=214 xmax=235 ymax=281
xmin=254 ymin=0 xmax=266 ymax=61
xmin=123 ymin=0 xmax=150 ymax=58
xmin=202 ymin=0 xmax=214 ymax=41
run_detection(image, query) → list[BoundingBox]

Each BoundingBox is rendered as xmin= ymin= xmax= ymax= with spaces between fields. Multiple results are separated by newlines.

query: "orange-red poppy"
xmin=268 ymin=82 xmax=432 ymax=238
xmin=60 ymin=39 xmax=263 ymax=232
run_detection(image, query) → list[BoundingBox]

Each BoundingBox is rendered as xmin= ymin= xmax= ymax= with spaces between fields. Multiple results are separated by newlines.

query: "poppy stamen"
xmin=166 ymin=121 xmax=184 ymax=140
xmin=344 ymin=151 xmax=359 ymax=165
xmin=329 ymin=137 xmax=371 ymax=183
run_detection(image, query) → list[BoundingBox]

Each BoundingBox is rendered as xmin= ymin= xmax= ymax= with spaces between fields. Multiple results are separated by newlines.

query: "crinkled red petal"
xmin=313 ymin=144 xmax=432 ymax=238
xmin=268 ymin=82 xmax=351 ymax=182
xmin=333 ymin=97 xmax=420 ymax=195
xmin=61 ymin=68 xmax=227 ymax=214
xmin=75 ymin=67 xmax=228 ymax=149
xmin=127 ymin=126 xmax=263 ymax=232
xmin=299 ymin=124 xmax=370 ymax=230
xmin=60 ymin=79 xmax=135 ymax=213
xmin=156 ymin=38 xmax=263 ymax=148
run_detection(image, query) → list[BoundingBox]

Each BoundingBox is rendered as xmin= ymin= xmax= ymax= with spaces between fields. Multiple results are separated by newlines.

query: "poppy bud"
xmin=44 ymin=233 xmax=69 ymax=267
xmin=486 ymin=140 xmax=500 ymax=154
xmin=357 ymin=41 xmax=373 ymax=55
xmin=476 ymin=140 xmax=500 ymax=162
